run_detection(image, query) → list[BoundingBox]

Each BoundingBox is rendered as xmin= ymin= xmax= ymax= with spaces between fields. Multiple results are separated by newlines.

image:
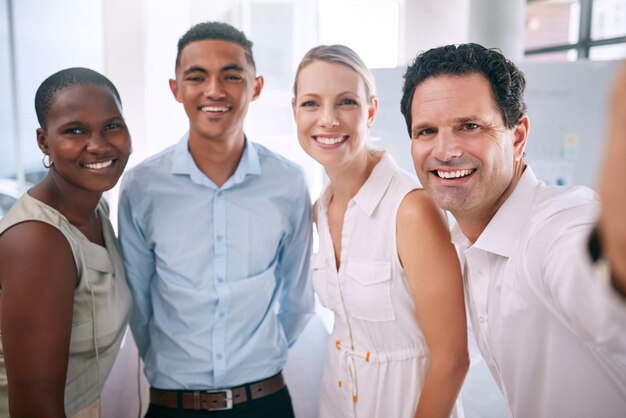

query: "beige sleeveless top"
xmin=0 ymin=193 xmax=132 ymax=416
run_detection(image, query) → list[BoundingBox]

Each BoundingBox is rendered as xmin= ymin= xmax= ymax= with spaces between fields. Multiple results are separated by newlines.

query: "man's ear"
xmin=36 ymin=128 xmax=49 ymax=154
xmin=513 ymin=114 xmax=529 ymax=161
xmin=252 ymin=75 xmax=264 ymax=101
xmin=169 ymin=78 xmax=182 ymax=103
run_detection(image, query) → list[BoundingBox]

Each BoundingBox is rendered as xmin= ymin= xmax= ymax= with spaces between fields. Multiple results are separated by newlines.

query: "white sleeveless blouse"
xmin=313 ymin=153 xmax=464 ymax=418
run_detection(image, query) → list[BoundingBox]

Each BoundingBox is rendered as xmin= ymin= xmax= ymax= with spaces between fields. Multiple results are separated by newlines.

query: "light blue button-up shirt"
xmin=118 ymin=134 xmax=314 ymax=389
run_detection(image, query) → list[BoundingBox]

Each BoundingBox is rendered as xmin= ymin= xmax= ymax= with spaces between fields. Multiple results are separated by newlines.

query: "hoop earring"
xmin=42 ymin=153 xmax=53 ymax=168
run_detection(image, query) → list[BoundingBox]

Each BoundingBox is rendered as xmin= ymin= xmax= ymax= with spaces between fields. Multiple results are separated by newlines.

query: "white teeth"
xmin=84 ymin=160 xmax=113 ymax=170
xmin=201 ymin=106 xmax=229 ymax=112
xmin=316 ymin=136 xmax=345 ymax=145
xmin=437 ymin=169 xmax=473 ymax=179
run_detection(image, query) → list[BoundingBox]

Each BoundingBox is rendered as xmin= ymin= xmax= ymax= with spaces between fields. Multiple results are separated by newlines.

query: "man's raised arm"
xmin=598 ymin=62 xmax=626 ymax=296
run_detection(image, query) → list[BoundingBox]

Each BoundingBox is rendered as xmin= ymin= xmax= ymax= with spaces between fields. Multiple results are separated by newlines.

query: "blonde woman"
xmin=292 ymin=45 xmax=468 ymax=418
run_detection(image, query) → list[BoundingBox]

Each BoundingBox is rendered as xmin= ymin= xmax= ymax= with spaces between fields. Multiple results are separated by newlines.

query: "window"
xmin=1 ymin=0 xmax=17 ymax=180
xmin=318 ymin=0 xmax=400 ymax=68
xmin=525 ymin=0 xmax=626 ymax=60
xmin=0 ymin=0 xmax=105 ymax=184
xmin=231 ymin=0 xmax=402 ymax=199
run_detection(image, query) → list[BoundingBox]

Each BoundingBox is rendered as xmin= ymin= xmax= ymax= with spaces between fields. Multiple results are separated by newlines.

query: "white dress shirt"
xmin=453 ymin=167 xmax=626 ymax=418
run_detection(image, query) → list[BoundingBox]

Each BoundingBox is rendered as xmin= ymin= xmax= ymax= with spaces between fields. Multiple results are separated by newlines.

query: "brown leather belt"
xmin=149 ymin=372 xmax=285 ymax=411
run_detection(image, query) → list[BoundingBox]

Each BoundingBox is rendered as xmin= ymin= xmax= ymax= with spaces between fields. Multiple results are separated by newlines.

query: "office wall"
xmin=520 ymin=60 xmax=619 ymax=188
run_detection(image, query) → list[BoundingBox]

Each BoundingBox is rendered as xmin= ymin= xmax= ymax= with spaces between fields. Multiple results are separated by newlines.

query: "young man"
xmin=400 ymin=43 xmax=626 ymax=418
xmin=118 ymin=22 xmax=314 ymax=417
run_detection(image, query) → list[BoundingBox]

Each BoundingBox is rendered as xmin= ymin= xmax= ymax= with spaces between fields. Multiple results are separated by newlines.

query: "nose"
xmin=432 ymin=130 xmax=462 ymax=162
xmin=320 ymin=105 xmax=339 ymax=128
xmin=86 ymin=132 xmax=112 ymax=153
xmin=204 ymin=76 xmax=225 ymax=99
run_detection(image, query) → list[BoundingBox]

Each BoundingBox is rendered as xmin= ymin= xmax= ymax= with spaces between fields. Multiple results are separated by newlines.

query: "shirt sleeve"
xmin=117 ymin=173 xmax=154 ymax=358
xmin=275 ymin=170 xmax=315 ymax=347
xmin=527 ymin=202 xmax=626 ymax=360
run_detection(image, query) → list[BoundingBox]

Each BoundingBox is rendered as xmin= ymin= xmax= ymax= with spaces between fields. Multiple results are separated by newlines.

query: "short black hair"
xmin=35 ymin=67 xmax=121 ymax=129
xmin=175 ymin=21 xmax=255 ymax=70
xmin=400 ymin=43 xmax=527 ymax=137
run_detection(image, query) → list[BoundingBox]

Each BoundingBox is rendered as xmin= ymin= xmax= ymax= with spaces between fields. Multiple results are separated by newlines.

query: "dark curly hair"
xmin=400 ymin=43 xmax=527 ymax=137
xmin=35 ymin=67 xmax=121 ymax=130
xmin=175 ymin=21 xmax=255 ymax=70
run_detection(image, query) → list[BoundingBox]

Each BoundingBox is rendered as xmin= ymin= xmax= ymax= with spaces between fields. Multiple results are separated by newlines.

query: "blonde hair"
xmin=293 ymin=44 xmax=376 ymax=99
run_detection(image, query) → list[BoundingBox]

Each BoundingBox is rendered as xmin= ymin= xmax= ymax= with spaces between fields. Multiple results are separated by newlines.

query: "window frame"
xmin=525 ymin=0 xmax=626 ymax=59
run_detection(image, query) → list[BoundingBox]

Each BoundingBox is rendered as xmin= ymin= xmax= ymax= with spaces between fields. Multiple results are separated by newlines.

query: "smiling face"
xmin=37 ymin=83 xmax=131 ymax=194
xmin=409 ymin=73 xmax=528 ymax=226
xmin=293 ymin=60 xmax=377 ymax=169
xmin=169 ymin=39 xmax=263 ymax=146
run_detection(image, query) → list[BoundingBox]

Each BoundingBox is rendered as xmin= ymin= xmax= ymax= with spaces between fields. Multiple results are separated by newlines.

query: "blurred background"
xmin=1 ymin=0 xmax=625 ymax=417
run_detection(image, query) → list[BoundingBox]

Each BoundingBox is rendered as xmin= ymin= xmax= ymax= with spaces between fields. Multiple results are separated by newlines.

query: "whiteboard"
xmin=371 ymin=60 xmax=620 ymax=190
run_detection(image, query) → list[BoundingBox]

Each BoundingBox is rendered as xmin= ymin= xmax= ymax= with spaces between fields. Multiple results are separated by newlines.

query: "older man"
xmin=401 ymin=43 xmax=626 ymax=418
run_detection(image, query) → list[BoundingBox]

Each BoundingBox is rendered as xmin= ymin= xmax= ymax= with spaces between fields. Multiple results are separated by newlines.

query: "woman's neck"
xmin=30 ymin=173 xmax=102 ymax=225
xmin=325 ymin=149 xmax=382 ymax=204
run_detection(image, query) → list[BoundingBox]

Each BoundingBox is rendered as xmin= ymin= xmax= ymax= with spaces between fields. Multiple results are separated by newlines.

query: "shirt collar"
xmin=452 ymin=166 xmax=541 ymax=257
xmin=352 ymin=152 xmax=396 ymax=216
xmin=171 ymin=132 xmax=192 ymax=176
xmin=170 ymin=133 xmax=262 ymax=188
xmin=229 ymin=136 xmax=262 ymax=184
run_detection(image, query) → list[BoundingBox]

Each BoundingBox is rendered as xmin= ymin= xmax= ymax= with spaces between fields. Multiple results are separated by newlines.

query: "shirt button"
xmin=479 ymin=315 xmax=487 ymax=323
xmin=217 ymin=277 xmax=224 ymax=283
xmin=218 ymin=312 xmax=225 ymax=318
xmin=216 ymin=235 xmax=223 ymax=242
xmin=216 ymin=353 xmax=223 ymax=360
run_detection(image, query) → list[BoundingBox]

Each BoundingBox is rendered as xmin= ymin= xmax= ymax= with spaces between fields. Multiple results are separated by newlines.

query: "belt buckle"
xmin=204 ymin=388 xmax=233 ymax=410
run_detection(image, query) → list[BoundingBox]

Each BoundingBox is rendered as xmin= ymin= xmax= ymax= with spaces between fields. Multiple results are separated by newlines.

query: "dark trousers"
xmin=144 ymin=386 xmax=295 ymax=418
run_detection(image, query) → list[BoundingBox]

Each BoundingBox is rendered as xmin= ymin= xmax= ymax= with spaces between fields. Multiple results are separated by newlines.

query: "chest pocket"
xmin=344 ymin=259 xmax=395 ymax=322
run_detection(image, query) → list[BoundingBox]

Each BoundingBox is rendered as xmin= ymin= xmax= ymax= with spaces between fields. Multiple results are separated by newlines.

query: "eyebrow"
xmin=58 ymin=120 xmax=84 ymax=127
xmin=59 ymin=116 xmax=124 ymax=127
xmin=182 ymin=64 xmax=245 ymax=75
xmin=298 ymin=90 xmax=358 ymax=99
xmin=182 ymin=66 xmax=208 ymax=75
xmin=221 ymin=64 xmax=244 ymax=72
xmin=456 ymin=116 xmax=485 ymax=124
xmin=104 ymin=116 xmax=125 ymax=124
